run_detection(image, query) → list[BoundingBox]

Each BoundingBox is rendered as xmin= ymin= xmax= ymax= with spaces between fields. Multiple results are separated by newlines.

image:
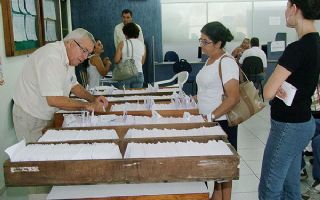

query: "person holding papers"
xmin=259 ymin=0 xmax=320 ymax=199
xmin=13 ymin=28 xmax=108 ymax=143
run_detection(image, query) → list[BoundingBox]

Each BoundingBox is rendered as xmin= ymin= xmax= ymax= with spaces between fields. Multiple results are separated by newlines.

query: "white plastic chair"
xmin=154 ymin=71 xmax=189 ymax=88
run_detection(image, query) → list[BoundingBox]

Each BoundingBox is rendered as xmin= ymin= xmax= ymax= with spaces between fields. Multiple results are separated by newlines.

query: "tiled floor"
xmin=232 ymin=105 xmax=320 ymax=200
xmin=1 ymin=105 xmax=319 ymax=199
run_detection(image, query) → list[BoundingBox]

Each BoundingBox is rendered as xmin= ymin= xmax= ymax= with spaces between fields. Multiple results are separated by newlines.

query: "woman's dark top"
xmin=271 ymin=32 xmax=320 ymax=123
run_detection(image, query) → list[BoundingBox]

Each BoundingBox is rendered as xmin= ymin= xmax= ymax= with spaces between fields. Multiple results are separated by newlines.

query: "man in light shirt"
xmin=239 ymin=37 xmax=267 ymax=69
xmin=13 ymin=28 xmax=108 ymax=142
xmin=114 ymin=9 xmax=144 ymax=48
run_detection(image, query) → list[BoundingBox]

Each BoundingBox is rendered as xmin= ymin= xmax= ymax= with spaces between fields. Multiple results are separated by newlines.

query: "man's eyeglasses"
xmin=74 ymin=40 xmax=92 ymax=57
xmin=199 ymin=38 xmax=213 ymax=46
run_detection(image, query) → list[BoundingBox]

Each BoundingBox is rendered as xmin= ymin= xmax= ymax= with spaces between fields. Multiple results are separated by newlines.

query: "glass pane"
xmin=162 ymin=3 xmax=206 ymax=61
xmin=253 ymin=1 xmax=297 ymax=46
xmin=207 ymin=2 xmax=252 ymax=53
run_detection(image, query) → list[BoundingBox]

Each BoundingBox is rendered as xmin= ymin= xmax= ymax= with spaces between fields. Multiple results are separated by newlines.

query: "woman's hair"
xmin=290 ymin=0 xmax=320 ymax=20
xmin=63 ymin=28 xmax=95 ymax=43
xmin=94 ymin=39 xmax=101 ymax=53
xmin=122 ymin=22 xmax=140 ymax=39
xmin=201 ymin=21 xmax=234 ymax=48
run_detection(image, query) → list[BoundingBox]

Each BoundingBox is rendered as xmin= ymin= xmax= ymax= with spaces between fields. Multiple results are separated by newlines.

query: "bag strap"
xmin=218 ymin=55 xmax=257 ymax=117
xmin=218 ymin=54 xmax=249 ymax=93
xmin=125 ymin=39 xmax=134 ymax=59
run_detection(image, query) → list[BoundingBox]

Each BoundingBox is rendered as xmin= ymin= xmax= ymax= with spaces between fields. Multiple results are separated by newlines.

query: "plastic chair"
xmin=154 ymin=71 xmax=189 ymax=88
xmin=164 ymin=51 xmax=179 ymax=62
xmin=242 ymin=56 xmax=265 ymax=101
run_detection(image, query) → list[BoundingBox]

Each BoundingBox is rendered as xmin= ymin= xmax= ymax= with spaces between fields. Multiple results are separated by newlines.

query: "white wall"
xmin=0 ymin=2 xmax=29 ymax=191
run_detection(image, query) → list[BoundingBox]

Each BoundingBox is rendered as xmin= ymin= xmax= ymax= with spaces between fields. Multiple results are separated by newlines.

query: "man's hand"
xmin=95 ymin=96 xmax=108 ymax=112
xmin=85 ymin=101 xmax=106 ymax=112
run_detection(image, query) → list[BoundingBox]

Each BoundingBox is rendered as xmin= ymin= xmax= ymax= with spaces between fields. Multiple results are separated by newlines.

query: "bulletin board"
xmin=1 ymin=0 xmax=61 ymax=57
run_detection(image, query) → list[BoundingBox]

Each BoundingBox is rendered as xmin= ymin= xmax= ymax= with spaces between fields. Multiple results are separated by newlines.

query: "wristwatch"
xmin=211 ymin=113 xmax=216 ymax=121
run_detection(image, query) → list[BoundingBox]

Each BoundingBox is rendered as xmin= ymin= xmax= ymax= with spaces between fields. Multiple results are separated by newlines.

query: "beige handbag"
xmin=112 ymin=39 xmax=138 ymax=81
xmin=218 ymin=55 xmax=265 ymax=126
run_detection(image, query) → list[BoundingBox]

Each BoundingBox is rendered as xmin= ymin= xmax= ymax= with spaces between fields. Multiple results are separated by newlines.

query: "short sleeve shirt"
xmin=196 ymin=54 xmax=239 ymax=120
xmin=271 ymin=33 xmax=320 ymax=122
xmin=13 ymin=41 xmax=78 ymax=120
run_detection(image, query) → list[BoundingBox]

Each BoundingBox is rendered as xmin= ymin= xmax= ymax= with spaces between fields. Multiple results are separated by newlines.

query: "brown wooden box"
xmin=4 ymin=136 xmax=239 ymax=186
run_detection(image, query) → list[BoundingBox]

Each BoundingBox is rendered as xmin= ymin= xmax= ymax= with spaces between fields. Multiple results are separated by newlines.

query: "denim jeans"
xmin=116 ymin=72 xmax=144 ymax=89
xmin=259 ymin=117 xmax=315 ymax=200
xmin=312 ymin=118 xmax=320 ymax=181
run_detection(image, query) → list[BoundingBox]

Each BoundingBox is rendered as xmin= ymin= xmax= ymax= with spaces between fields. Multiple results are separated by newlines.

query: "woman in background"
xmin=231 ymin=38 xmax=250 ymax=61
xmin=259 ymin=0 xmax=320 ymax=199
xmin=114 ymin=22 xmax=146 ymax=89
xmin=87 ymin=39 xmax=111 ymax=88
xmin=196 ymin=21 xmax=240 ymax=200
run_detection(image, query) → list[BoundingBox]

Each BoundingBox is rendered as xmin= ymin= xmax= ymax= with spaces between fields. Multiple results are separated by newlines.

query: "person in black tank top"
xmin=259 ymin=0 xmax=320 ymax=199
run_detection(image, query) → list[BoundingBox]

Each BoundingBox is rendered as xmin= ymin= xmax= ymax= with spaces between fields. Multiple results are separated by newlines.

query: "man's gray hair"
xmin=63 ymin=28 xmax=95 ymax=43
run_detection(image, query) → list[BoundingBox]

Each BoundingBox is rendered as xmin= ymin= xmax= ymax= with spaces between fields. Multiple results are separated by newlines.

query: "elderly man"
xmin=114 ymin=9 xmax=144 ymax=48
xmin=13 ymin=28 xmax=108 ymax=142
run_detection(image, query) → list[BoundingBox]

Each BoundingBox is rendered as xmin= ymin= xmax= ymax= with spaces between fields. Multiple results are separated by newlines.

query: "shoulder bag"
xmin=218 ymin=55 xmax=265 ymax=126
xmin=112 ymin=39 xmax=138 ymax=81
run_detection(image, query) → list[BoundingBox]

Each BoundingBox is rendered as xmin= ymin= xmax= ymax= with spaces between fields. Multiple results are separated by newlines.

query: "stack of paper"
xmin=124 ymin=140 xmax=233 ymax=158
xmin=125 ymin=126 xmax=225 ymax=138
xmin=38 ymin=129 xmax=118 ymax=142
xmin=5 ymin=141 xmax=122 ymax=162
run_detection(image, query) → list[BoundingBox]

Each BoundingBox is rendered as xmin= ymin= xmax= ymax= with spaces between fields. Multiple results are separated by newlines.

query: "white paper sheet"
xmin=25 ymin=0 xmax=37 ymax=15
xmin=124 ymin=140 xmax=233 ymax=158
xmin=12 ymin=14 xmax=27 ymax=41
xmin=7 ymin=143 xmax=122 ymax=162
xmin=46 ymin=20 xmax=57 ymax=41
xmin=39 ymin=129 xmax=119 ymax=142
xmin=271 ymin=41 xmax=285 ymax=52
xmin=11 ymin=0 xmax=20 ymax=13
xmin=276 ymin=81 xmax=297 ymax=106
xmin=4 ymin=140 xmax=26 ymax=161
xmin=25 ymin=15 xmax=38 ymax=40
xmin=18 ymin=0 xmax=28 ymax=14
xmin=44 ymin=0 xmax=56 ymax=20
xmin=125 ymin=126 xmax=226 ymax=138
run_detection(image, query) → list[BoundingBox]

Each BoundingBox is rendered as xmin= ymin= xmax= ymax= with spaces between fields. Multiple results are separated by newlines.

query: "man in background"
xmin=13 ymin=28 xmax=108 ymax=142
xmin=114 ymin=9 xmax=144 ymax=48
xmin=239 ymin=37 xmax=267 ymax=69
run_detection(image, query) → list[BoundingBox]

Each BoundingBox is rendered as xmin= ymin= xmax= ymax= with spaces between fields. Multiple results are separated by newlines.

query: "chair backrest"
xmin=242 ymin=56 xmax=264 ymax=81
xmin=164 ymin=51 xmax=179 ymax=62
xmin=154 ymin=71 xmax=189 ymax=88
xmin=176 ymin=71 xmax=189 ymax=87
